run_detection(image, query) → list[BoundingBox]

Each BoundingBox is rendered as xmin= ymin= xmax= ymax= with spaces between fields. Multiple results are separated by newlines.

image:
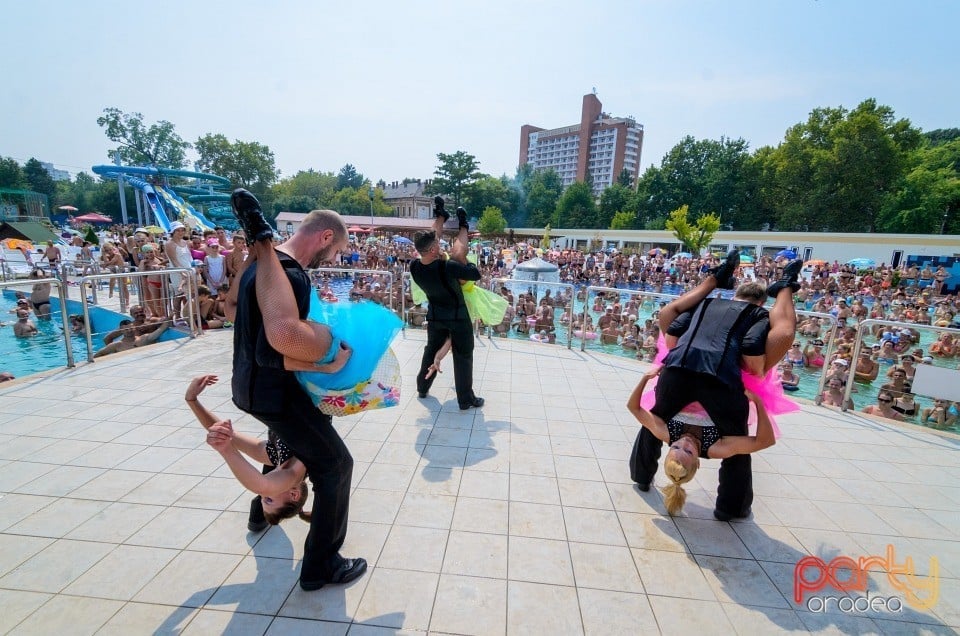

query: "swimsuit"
xmin=666 ymin=419 xmax=720 ymax=459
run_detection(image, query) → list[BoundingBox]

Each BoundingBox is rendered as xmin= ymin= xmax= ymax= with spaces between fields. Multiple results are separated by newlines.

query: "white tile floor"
xmin=0 ymin=328 xmax=957 ymax=634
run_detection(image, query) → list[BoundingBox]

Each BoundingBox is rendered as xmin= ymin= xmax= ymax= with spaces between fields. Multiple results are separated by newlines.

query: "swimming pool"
xmin=0 ymin=291 xmax=186 ymax=379
xmin=361 ymin=274 xmax=957 ymax=432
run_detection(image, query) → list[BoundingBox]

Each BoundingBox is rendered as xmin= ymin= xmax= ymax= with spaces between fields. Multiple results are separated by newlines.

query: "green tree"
xmin=336 ymin=163 xmax=365 ymax=190
xmin=609 ymin=210 xmax=636 ymax=229
xmin=96 ymin=107 xmax=191 ymax=168
xmin=617 ymin=168 xmax=634 ymax=187
xmin=272 ymin=195 xmax=318 ymax=214
xmin=762 ymin=100 xmax=921 ymax=231
xmin=477 ymin=206 xmax=507 ymax=234
xmin=466 ymin=175 xmax=512 ymax=219
xmin=555 ymin=181 xmax=596 ymax=228
xmin=194 ymin=133 xmax=279 ymax=194
xmin=525 ymin=169 xmax=562 ymax=227
xmin=23 ymin=158 xmax=57 ymax=199
xmin=272 ymin=169 xmax=338 ymax=208
xmin=597 ymin=183 xmax=634 ymax=229
xmin=665 ymin=205 xmax=720 ymax=254
xmin=0 ymin=156 xmax=27 ymax=189
xmin=427 ymin=151 xmax=482 ymax=206
xmin=924 ymin=128 xmax=960 ymax=146
xmin=879 ymin=139 xmax=960 ymax=234
xmin=331 ymin=186 xmax=392 ymax=217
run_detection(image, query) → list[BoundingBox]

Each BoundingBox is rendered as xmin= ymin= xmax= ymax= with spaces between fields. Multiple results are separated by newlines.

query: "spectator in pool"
xmin=821 ymin=377 xmax=854 ymax=409
xmin=0 ymin=371 xmax=14 ymax=382
xmin=921 ymin=399 xmax=957 ymax=429
xmin=94 ymin=320 xmax=169 ymax=358
xmin=853 ymin=351 xmax=879 ymax=383
xmin=29 ymin=269 xmax=51 ymax=318
xmin=862 ymin=391 xmax=903 ymax=421
xmin=779 ymin=362 xmax=800 ymax=391
xmin=13 ymin=308 xmax=38 ymax=338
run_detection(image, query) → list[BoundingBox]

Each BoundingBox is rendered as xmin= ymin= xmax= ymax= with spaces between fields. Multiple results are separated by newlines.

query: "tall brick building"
xmin=519 ymin=93 xmax=643 ymax=194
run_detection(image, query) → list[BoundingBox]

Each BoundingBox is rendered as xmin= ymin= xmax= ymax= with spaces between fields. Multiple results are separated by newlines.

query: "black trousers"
xmin=629 ymin=367 xmax=753 ymax=517
xmin=417 ymin=317 xmax=475 ymax=405
xmin=254 ymin=380 xmax=353 ymax=582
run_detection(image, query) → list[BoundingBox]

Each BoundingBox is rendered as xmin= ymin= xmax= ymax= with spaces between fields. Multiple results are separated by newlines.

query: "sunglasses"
xmin=878 ymin=397 xmax=893 ymax=403
xmin=792 ymin=344 xmax=800 ymax=347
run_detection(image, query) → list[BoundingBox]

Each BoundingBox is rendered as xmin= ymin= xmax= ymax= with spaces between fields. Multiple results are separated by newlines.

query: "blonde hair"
xmin=661 ymin=457 xmax=698 ymax=515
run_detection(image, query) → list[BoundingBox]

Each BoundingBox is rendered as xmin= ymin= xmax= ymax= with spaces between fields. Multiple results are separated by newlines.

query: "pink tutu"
xmin=638 ymin=335 xmax=797 ymax=438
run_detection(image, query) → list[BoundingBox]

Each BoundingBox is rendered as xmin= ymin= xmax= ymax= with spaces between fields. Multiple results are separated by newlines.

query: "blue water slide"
xmin=153 ymin=185 xmax=216 ymax=231
xmin=125 ymin=178 xmax=173 ymax=231
xmin=92 ymin=164 xmax=230 ymax=231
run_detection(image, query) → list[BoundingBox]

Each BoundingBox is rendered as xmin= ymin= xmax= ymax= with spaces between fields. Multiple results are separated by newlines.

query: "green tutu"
xmin=462 ymin=281 xmax=509 ymax=325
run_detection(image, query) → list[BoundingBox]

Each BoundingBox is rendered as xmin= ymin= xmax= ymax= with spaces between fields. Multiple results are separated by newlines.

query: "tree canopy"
xmin=477 ymin=206 xmax=507 ymax=234
xmin=195 ymin=133 xmax=279 ymax=195
xmin=427 ymin=151 xmax=482 ymax=207
xmin=96 ymin=107 xmax=191 ymax=168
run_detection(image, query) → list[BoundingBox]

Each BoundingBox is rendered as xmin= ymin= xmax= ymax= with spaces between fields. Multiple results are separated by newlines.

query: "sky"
xmin=2 ymin=0 xmax=957 ymax=186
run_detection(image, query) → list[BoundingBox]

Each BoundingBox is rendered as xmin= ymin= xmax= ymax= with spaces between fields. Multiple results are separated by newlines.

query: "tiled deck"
xmin=0 ymin=329 xmax=957 ymax=635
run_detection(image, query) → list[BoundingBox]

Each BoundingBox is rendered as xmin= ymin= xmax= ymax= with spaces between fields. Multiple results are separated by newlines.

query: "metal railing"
xmin=842 ymin=319 xmax=960 ymax=412
xmin=792 ymin=310 xmax=839 ymax=404
xmin=0 ymin=278 xmax=75 ymax=368
xmin=488 ymin=277 xmax=577 ymax=349
xmin=579 ymin=285 xmax=683 ymax=353
xmin=310 ymin=267 xmax=399 ymax=319
xmin=78 ymin=268 xmax=200 ymax=362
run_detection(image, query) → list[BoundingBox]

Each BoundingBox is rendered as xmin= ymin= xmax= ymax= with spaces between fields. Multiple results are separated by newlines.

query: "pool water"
xmin=0 ymin=292 xmax=185 ymax=379
xmin=348 ymin=274 xmax=956 ymax=433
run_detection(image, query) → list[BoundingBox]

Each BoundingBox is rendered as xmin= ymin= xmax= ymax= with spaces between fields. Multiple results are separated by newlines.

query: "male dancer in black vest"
xmin=630 ymin=251 xmax=801 ymax=520
xmin=411 ymin=199 xmax=484 ymax=409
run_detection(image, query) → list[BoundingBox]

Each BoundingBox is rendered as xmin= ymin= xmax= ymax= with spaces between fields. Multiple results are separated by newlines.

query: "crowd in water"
xmin=13 ymin=225 xmax=959 ymax=429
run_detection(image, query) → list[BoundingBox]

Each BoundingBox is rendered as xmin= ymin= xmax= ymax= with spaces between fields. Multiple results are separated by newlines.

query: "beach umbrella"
xmin=58 ymin=205 xmax=79 ymax=212
xmin=675 ymin=252 xmax=693 ymax=259
xmin=648 ymin=248 xmax=666 ymax=256
xmin=74 ymin=212 xmax=113 ymax=223
xmin=847 ymin=257 xmax=876 ymax=268
xmin=366 ymin=236 xmax=379 ymax=244
xmin=141 ymin=225 xmax=164 ymax=234
xmin=739 ymin=254 xmax=755 ymax=263
xmin=775 ymin=249 xmax=798 ymax=260
xmin=393 ymin=236 xmax=414 ymax=245
xmin=804 ymin=259 xmax=827 ymax=268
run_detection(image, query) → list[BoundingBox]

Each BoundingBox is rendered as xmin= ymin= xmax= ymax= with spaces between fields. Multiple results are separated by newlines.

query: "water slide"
xmin=91 ymin=164 xmax=230 ymax=231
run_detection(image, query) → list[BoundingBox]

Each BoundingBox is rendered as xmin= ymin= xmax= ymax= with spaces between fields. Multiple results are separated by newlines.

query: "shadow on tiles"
xmin=651 ymin=514 xmax=949 ymax=632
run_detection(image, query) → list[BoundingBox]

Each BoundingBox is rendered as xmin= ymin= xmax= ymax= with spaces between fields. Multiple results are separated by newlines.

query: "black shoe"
xmin=231 ymin=188 xmax=274 ymax=245
xmin=299 ymin=557 xmax=368 ymax=591
xmin=708 ymin=249 xmax=740 ymax=290
xmin=635 ymin=481 xmax=651 ymax=492
xmin=459 ymin=396 xmax=484 ymax=410
xmin=417 ymin=391 xmax=428 ymax=399
xmin=713 ymin=507 xmax=751 ymax=522
xmin=433 ymin=196 xmax=449 ymax=222
xmin=456 ymin=206 xmax=469 ymax=229
xmin=767 ymin=258 xmax=803 ymax=298
xmin=247 ymin=496 xmax=268 ymax=533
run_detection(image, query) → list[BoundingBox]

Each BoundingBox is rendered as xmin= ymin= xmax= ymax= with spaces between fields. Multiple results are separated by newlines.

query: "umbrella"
xmin=366 ymin=236 xmax=379 ymax=244
xmin=675 ymin=252 xmax=693 ymax=259
xmin=804 ymin=259 xmax=827 ymax=268
xmin=74 ymin=212 xmax=113 ymax=223
xmin=775 ymin=249 xmax=798 ymax=260
xmin=140 ymin=225 xmax=164 ymax=234
xmin=847 ymin=258 xmax=876 ymax=268
xmin=739 ymin=254 xmax=755 ymax=263
xmin=648 ymin=248 xmax=666 ymax=256
xmin=393 ymin=236 xmax=414 ymax=245
xmin=348 ymin=226 xmax=372 ymax=233
xmin=58 ymin=205 xmax=79 ymax=211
